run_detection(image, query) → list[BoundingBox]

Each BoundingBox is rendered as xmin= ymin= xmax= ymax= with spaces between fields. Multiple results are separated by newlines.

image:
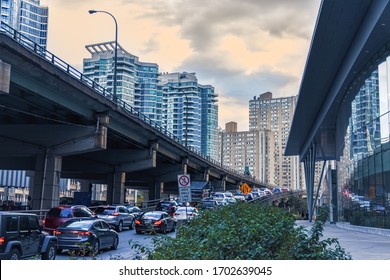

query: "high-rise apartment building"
xmin=83 ymin=42 xmax=162 ymax=126
xmin=249 ymin=92 xmax=301 ymax=189
xmin=219 ymin=122 xmax=273 ymax=183
xmin=200 ymin=84 xmax=219 ymax=161
xmin=83 ymin=42 xmax=219 ymax=159
xmin=1 ymin=0 xmax=48 ymax=48
xmin=159 ymin=72 xmax=219 ymax=159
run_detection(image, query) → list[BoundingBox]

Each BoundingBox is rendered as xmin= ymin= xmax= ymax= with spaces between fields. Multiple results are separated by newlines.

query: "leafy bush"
xmin=131 ymin=203 xmax=351 ymax=260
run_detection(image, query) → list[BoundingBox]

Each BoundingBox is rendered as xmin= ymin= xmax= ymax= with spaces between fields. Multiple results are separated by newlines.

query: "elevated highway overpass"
xmin=0 ymin=22 xmax=270 ymax=210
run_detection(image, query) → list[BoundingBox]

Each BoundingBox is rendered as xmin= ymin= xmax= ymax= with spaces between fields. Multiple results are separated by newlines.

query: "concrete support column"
xmin=106 ymin=172 xmax=126 ymax=204
xmin=0 ymin=60 xmax=11 ymax=95
xmin=78 ymin=179 xmax=93 ymax=193
xmin=220 ymin=176 xmax=227 ymax=192
xmin=149 ymin=180 xmax=163 ymax=200
xmin=30 ymin=154 xmax=62 ymax=210
xmin=303 ymin=142 xmax=316 ymax=222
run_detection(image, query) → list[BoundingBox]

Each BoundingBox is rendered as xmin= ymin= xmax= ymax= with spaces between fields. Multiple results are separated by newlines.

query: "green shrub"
xmin=131 ymin=203 xmax=351 ymax=260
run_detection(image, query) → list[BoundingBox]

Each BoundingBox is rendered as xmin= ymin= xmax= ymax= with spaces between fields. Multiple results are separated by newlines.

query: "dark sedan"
xmin=135 ymin=211 xmax=176 ymax=234
xmin=54 ymin=218 xmax=118 ymax=255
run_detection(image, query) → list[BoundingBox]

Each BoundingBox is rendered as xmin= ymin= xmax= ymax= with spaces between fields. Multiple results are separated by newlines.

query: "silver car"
xmin=94 ymin=205 xmax=135 ymax=232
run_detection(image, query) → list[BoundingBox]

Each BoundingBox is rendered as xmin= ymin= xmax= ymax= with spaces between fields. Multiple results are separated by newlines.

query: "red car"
xmin=42 ymin=205 xmax=94 ymax=234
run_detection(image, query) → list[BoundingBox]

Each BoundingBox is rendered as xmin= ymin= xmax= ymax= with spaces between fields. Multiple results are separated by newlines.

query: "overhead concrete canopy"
xmin=285 ymin=0 xmax=390 ymax=161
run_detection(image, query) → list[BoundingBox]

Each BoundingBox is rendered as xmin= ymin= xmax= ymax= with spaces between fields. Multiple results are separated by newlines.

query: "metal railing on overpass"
xmin=249 ymin=190 xmax=304 ymax=205
xmin=0 ymin=21 xmax=268 ymax=187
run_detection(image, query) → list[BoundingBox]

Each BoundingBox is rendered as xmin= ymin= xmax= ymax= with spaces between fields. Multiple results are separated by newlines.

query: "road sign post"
xmin=178 ymin=174 xmax=192 ymax=202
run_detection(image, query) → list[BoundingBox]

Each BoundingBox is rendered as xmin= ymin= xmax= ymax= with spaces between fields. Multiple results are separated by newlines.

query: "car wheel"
xmin=129 ymin=219 xmax=135 ymax=230
xmin=90 ymin=240 xmax=100 ymax=255
xmin=111 ymin=236 xmax=119 ymax=250
xmin=9 ymin=248 xmax=20 ymax=260
xmin=42 ymin=242 xmax=56 ymax=260
xmin=116 ymin=221 xmax=123 ymax=232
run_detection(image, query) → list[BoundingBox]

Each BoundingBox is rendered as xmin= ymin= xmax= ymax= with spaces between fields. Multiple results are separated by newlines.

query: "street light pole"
xmin=88 ymin=9 xmax=118 ymax=103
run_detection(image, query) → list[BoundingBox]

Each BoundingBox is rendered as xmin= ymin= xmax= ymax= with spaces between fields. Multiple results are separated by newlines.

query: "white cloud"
xmin=40 ymin=0 xmax=320 ymax=130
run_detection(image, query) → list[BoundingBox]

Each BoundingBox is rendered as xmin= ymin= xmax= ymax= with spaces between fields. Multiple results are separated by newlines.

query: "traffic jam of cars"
xmin=0 ymin=187 xmax=288 ymax=260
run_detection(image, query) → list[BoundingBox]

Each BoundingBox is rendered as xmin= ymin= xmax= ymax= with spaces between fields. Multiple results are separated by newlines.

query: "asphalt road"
xmin=55 ymin=228 xmax=176 ymax=260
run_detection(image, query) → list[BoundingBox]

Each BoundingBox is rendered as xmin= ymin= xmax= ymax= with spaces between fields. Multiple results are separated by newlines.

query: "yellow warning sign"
xmin=240 ymin=183 xmax=251 ymax=194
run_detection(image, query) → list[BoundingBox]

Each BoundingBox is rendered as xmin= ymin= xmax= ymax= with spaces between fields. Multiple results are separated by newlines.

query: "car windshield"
xmin=176 ymin=207 xmax=196 ymax=213
xmin=47 ymin=207 xmax=72 ymax=218
xmin=203 ymin=201 xmax=216 ymax=206
xmin=95 ymin=207 xmax=116 ymax=215
xmin=143 ymin=213 xmax=162 ymax=219
xmin=160 ymin=201 xmax=177 ymax=207
xmin=59 ymin=220 xmax=93 ymax=230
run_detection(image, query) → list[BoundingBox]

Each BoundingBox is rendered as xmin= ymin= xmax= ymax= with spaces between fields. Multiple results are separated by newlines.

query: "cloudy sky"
xmin=40 ymin=0 xmax=321 ymax=130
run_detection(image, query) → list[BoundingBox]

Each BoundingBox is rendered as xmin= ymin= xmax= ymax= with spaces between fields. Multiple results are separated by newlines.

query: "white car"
xmin=173 ymin=206 xmax=199 ymax=221
xmin=213 ymin=192 xmax=227 ymax=202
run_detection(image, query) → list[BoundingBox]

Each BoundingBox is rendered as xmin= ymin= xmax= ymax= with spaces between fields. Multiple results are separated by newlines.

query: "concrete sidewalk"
xmin=296 ymin=220 xmax=390 ymax=260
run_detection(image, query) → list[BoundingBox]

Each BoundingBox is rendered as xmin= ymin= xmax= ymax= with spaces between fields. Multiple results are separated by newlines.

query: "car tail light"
xmin=135 ymin=220 xmax=141 ymax=225
xmin=112 ymin=212 xmax=119 ymax=216
xmin=0 ymin=237 xmax=5 ymax=245
xmin=42 ymin=219 xmax=45 ymax=225
xmin=53 ymin=230 xmax=62 ymax=235
xmin=77 ymin=231 xmax=92 ymax=236
xmin=154 ymin=220 xmax=162 ymax=225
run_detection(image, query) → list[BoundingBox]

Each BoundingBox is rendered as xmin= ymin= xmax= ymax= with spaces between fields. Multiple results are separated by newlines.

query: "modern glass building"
xmin=338 ymin=62 xmax=390 ymax=229
xmin=199 ymin=84 xmax=219 ymax=161
xmin=0 ymin=0 xmax=48 ymax=48
xmin=83 ymin=43 xmax=219 ymax=159
xmin=159 ymin=72 xmax=219 ymax=159
xmin=160 ymin=72 xmax=202 ymax=151
xmin=83 ymin=42 xmax=161 ymax=126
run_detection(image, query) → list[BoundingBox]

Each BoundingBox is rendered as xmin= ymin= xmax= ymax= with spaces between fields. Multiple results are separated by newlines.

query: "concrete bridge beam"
xmin=156 ymin=164 xmax=187 ymax=182
xmin=117 ymin=149 xmax=156 ymax=173
xmin=49 ymin=125 xmax=107 ymax=156
xmin=0 ymin=124 xmax=107 ymax=156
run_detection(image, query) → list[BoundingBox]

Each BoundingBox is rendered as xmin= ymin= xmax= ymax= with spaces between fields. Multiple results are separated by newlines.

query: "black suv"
xmin=0 ymin=212 xmax=57 ymax=260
